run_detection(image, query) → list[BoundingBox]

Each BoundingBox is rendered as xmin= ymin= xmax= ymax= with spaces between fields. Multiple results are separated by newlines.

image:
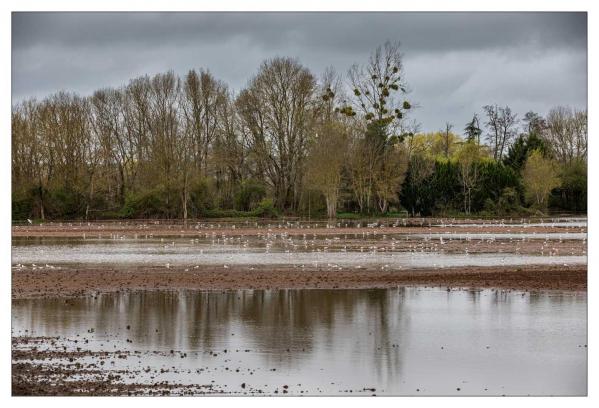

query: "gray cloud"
xmin=12 ymin=12 xmax=587 ymax=132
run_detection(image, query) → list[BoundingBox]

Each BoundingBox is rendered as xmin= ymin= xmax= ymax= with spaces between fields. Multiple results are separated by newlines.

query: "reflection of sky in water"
xmin=12 ymin=288 xmax=586 ymax=396
xmin=11 ymin=243 xmax=586 ymax=268
xmin=11 ymin=236 xmax=586 ymax=268
xmin=409 ymin=232 xmax=586 ymax=240
xmin=439 ymin=221 xmax=587 ymax=228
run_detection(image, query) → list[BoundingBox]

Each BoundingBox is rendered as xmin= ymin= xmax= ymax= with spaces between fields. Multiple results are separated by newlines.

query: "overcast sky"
xmin=12 ymin=12 xmax=587 ymax=132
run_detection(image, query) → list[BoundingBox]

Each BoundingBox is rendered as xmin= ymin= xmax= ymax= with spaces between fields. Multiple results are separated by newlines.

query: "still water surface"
xmin=11 ymin=237 xmax=586 ymax=268
xmin=12 ymin=288 xmax=587 ymax=395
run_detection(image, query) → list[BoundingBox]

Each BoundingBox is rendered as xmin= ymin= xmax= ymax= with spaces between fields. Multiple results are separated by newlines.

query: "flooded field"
xmin=11 ymin=219 xmax=587 ymax=269
xmin=13 ymin=288 xmax=587 ymax=396
xmin=11 ymin=217 xmax=587 ymax=395
xmin=11 ymin=243 xmax=585 ymax=270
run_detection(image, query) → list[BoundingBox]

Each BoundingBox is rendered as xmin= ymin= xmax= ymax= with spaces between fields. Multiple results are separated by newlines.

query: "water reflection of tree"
xmin=466 ymin=289 xmax=481 ymax=303
xmin=358 ymin=288 xmax=407 ymax=383
xmin=14 ymin=288 xmax=410 ymax=381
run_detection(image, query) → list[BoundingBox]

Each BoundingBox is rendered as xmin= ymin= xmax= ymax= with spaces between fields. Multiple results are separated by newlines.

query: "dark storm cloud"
xmin=12 ymin=12 xmax=587 ymax=131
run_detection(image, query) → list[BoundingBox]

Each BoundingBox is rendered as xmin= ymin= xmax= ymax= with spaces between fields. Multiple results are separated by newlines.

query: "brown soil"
xmin=12 ymin=223 xmax=586 ymax=238
xmin=12 ymin=263 xmax=587 ymax=299
xmin=11 ymin=338 xmax=221 ymax=396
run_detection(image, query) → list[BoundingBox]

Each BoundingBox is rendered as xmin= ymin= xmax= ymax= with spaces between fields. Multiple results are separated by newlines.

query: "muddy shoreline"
xmin=12 ymin=221 xmax=587 ymax=297
xmin=10 ymin=335 xmax=386 ymax=396
xmin=11 ymin=337 xmax=226 ymax=396
xmin=12 ymin=263 xmax=587 ymax=299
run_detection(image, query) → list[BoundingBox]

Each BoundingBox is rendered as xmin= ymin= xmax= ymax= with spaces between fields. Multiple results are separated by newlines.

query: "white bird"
xmin=27 ymin=219 xmax=32 ymax=224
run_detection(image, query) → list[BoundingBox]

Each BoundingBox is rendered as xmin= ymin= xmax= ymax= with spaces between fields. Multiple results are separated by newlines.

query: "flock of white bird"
xmin=13 ymin=217 xmax=586 ymax=271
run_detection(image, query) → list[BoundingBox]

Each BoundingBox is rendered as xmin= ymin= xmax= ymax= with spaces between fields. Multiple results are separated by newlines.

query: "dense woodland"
xmin=12 ymin=42 xmax=587 ymax=221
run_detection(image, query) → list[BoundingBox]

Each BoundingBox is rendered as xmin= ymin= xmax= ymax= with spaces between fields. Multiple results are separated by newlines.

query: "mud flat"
xmin=12 ymin=263 xmax=587 ymax=299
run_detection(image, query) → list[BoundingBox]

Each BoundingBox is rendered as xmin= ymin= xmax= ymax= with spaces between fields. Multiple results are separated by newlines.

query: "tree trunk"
xmin=357 ymin=198 xmax=364 ymax=214
xmin=86 ymin=174 xmax=95 ymax=221
xmin=38 ymin=184 xmax=45 ymax=221
xmin=377 ymin=197 xmax=388 ymax=214
xmin=326 ymin=193 xmax=337 ymax=219
xmin=183 ymin=195 xmax=188 ymax=224
xmin=118 ymin=165 xmax=126 ymax=206
xmin=182 ymin=173 xmax=189 ymax=226
xmin=468 ymin=189 xmax=472 ymax=214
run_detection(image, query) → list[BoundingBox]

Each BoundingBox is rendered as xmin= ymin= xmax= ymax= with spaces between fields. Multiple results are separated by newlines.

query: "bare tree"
xmin=522 ymin=111 xmax=546 ymax=137
xmin=236 ymin=57 xmax=317 ymax=211
xmin=544 ymin=106 xmax=587 ymax=165
xmin=483 ymin=104 xmax=518 ymax=160
xmin=456 ymin=141 xmax=483 ymax=214
xmin=304 ymin=68 xmax=347 ymax=218
xmin=373 ymin=144 xmax=408 ymax=213
xmin=212 ymin=90 xmax=248 ymax=206
xmin=182 ymin=69 xmax=227 ymax=176
xmin=147 ymin=71 xmax=181 ymax=216
xmin=343 ymin=41 xmax=413 ymax=214
xmin=91 ymin=88 xmax=132 ymax=206
xmin=124 ymin=76 xmax=153 ymax=171
xmin=12 ymin=101 xmax=49 ymax=219
xmin=345 ymin=40 xmax=411 ymax=128
xmin=347 ymin=132 xmax=373 ymax=214
xmin=306 ymin=122 xmax=347 ymax=218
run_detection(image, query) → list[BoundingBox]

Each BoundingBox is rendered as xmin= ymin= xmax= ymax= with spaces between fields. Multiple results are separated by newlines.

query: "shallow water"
xmin=11 ymin=235 xmax=586 ymax=269
xmin=11 ymin=242 xmax=585 ymax=268
xmin=12 ymin=288 xmax=587 ymax=396
xmin=443 ymin=221 xmax=587 ymax=228
xmin=410 ymin=232 xmax=587 ymax=240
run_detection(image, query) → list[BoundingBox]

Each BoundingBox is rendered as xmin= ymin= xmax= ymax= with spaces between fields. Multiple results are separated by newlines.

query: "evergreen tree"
xmin=464 ymin=114 xmax=482 ymax=143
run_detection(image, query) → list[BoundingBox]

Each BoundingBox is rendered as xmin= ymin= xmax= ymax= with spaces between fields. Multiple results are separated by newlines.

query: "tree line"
xmin=12 ymin=41 xmax=587 ymax=221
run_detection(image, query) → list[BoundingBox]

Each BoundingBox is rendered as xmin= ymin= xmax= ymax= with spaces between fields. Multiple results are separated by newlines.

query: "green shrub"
xmin=188 ymin=178 xmax=216 ymax=216
xmin=496 ymin=187 xmax=521 ymax=214
xmin=46 ymin=187 xmax=86 ymax=219
xmin=549 ymin=159 xmax=587 ymax=212
xmin=234 ymin=180 xmax=267 ymax=211
xmin=483 ymin=198 xmax=496 ymax=213
xmin=120 ymin=189 xmax=169 ymax=218
xmin=336 ymin=212 xmax=361 ymax=219
xmin=201 ymin=209 xmax=247 ymax=218
xmin=252 ymin=198 xmax=279 ymax=218
xmin=12 ymin=191 xmax=33 ymax=221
